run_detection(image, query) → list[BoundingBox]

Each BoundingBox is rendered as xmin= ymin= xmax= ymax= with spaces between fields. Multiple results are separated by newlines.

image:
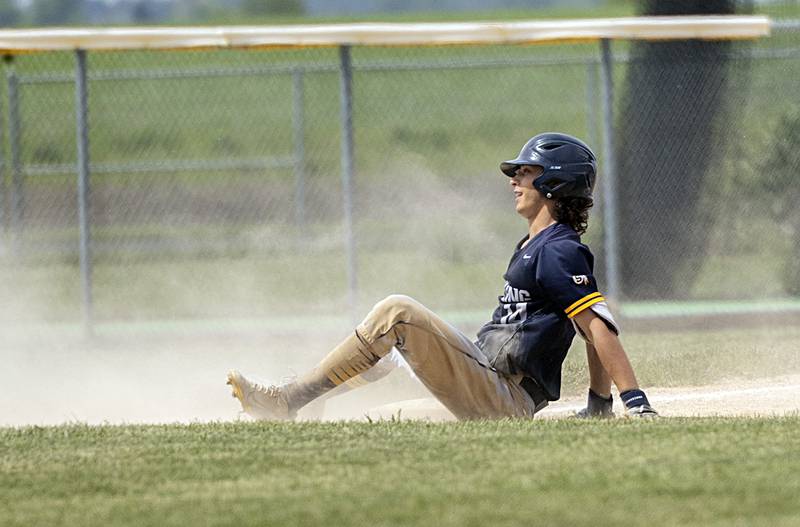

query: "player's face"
xmin=509 ymin=165 xmax=545 ymax=218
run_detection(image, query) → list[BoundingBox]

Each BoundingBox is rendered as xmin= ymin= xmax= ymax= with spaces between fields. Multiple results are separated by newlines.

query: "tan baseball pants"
xmin=317 ymin=294 xmax=540 ymax=420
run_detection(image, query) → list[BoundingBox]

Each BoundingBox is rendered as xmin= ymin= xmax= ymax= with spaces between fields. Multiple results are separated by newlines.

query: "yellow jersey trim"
xmin=567 ymin=295 xmax=606 ymax=319
xmin=565 ymin=292 xmax=602 ymax=315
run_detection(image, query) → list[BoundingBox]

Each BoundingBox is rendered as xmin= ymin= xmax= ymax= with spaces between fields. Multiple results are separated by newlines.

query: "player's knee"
xmin=371 ymin=294 xmax=424 ymax=324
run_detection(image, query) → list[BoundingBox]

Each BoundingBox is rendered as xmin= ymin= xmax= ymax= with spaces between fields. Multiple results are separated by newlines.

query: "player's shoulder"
xmin=540 ymin=224 xmax=590 ymax=255
xmin=535 ymin=226 xmax=594 ymax=270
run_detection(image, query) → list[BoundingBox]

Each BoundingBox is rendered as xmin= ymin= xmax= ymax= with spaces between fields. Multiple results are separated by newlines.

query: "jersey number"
xmin=501 ymin=303 xmax=527 ymax=324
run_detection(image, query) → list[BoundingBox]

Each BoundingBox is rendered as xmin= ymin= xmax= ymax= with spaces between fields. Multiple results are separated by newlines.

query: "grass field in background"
xmin=11 ymin=42 xmax=602 ymax=176
xmin=2 ymin=418 xmax=799 ymax=527
xmin=561 ymin=325 xmax=800 ymax=393
xmin=2 ymin=249 xmax=796 ymax=322
xmin=1 ymin=8 xmax=799 ymax=322
xmin=12 ymin=37 xmax=797 ymax=176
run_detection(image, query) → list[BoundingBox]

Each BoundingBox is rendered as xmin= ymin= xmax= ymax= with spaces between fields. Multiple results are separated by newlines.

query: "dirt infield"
xmin=2 ymin=373 xmax=797 ymax=426
xmin=355 ymin=375 xmax=800 ymax=422
xmin=1 ymin=333 xmax=797 ymax=426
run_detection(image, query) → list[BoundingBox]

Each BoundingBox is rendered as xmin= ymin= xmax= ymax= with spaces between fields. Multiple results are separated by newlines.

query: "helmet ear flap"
xmin=534 ymin=173 xmax=572 ymax=199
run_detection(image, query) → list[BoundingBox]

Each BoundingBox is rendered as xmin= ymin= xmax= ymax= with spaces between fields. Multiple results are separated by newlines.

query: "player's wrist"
xmin=620 ymin=388 xmax=649 ymax=409
xmin=620 ymin=388 xmax=659 ymax=418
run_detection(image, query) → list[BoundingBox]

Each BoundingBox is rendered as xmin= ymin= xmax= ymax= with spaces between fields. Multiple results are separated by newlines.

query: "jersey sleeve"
xmin=535 ymin=240 xmax=619 ymax=334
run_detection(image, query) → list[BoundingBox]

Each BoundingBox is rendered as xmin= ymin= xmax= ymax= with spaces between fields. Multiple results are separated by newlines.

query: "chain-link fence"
xmin=0 ymin=19 xmax=797 ymax=336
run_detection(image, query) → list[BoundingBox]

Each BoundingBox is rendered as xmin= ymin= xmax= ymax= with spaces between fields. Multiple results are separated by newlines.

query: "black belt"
xmin=520 ymin=377 xmax=549 ymax=412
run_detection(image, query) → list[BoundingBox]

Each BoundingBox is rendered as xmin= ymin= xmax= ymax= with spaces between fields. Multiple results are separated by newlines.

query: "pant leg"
xmin=357 ymin=295 xmax=537 ymax=420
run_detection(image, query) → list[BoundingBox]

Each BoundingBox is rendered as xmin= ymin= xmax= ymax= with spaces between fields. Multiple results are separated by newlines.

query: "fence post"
xmin=7 ymin=61 xmax=22 ymax=253
xmin=0 ymin=57 xmax=5 ymax=252
xmin=338 ymin=45 xmax=358 ymax=318
xmin=292 ymin=68 xmax=306 ymax=228
xmin=585 ymin=60 xmax=599 ymax=155
xmin=599 ymin=38 xmax=621 ymax=303
xmin=75 ymin=49 xmax=94 ymax=338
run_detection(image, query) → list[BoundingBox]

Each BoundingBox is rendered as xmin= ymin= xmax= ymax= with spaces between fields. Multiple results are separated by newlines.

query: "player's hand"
xmin=625 ymin=403 xmax=659 ymax=418
xmin=573 ymin=388 xmax=614 ymax=418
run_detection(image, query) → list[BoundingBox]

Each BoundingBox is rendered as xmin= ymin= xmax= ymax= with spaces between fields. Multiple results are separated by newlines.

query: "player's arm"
xmin=585 ymin=342 xmax=612 ymax=398
xmin=574 ymin=310 xmax=637 ymax=393
xmin=576 ymin=342 xmax=614 ymax=418
xmin=535 ymin=240 xmax=656 ymax=417
xmin=574 ymin=309 xmax=657 ymax=417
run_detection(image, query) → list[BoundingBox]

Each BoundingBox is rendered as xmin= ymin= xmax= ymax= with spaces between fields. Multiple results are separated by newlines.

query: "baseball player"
xmin=227 ymin=132 xmax=657 ymax=420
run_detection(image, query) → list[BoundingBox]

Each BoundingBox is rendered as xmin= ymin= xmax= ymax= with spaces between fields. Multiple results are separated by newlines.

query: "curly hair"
xmin=554 ymin=197 xmax=593 ymax=236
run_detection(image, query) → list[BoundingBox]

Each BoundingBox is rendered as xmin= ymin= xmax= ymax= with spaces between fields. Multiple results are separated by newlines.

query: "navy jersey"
xmin=476 ymin=222 xmax=609 ymax=401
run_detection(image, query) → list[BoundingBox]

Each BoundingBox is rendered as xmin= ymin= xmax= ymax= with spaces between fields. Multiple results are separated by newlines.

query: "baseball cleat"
xmin=625 ymin=404 xmax=659 ymax=418
xmin=226 ymin=370 xmax=296 ymax=421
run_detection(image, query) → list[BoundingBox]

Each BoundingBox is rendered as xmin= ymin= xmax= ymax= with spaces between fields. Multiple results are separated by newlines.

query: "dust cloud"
xmin=0 ymin=155 xmax=504 ymax=426
xmin=0 ymin=329 xmax=436 ymax=426
xmin=3 ymin=334 xmax=798 ymax=427
xmin=2 ymin=156 xmax=799 ymax=426
xmin=2 ymin=311 xmax=800 ymax=426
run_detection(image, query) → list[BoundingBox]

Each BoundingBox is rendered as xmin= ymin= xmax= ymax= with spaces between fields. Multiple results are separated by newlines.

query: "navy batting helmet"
xmin=500 ymin=132 xmax=597 ymax=199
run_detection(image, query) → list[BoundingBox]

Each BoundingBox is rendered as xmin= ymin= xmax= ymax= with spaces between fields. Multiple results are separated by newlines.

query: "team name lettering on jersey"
xmin=499 ymin=282 xmax=531 ymax=323
xmin=501 ymin=283 xmax=531 ymax=303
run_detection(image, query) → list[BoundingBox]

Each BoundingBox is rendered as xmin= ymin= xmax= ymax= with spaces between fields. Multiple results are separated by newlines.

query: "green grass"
xmin=562 ymin=325 xmax=800 ymax=394
xmin=7 ymin=21 xmax=796 ymax=180
xmin=9 ymin=42 xmax=603 ymax=176
xmin=1 ymin=246 xmax=795 ymax=322
xmin=1 ymin=10 xmax=798 ymax=322
xmin=1 ymin=418 xmax=799 ymax=527
xmin=0 ymin=250 xmax=513 ymax=321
